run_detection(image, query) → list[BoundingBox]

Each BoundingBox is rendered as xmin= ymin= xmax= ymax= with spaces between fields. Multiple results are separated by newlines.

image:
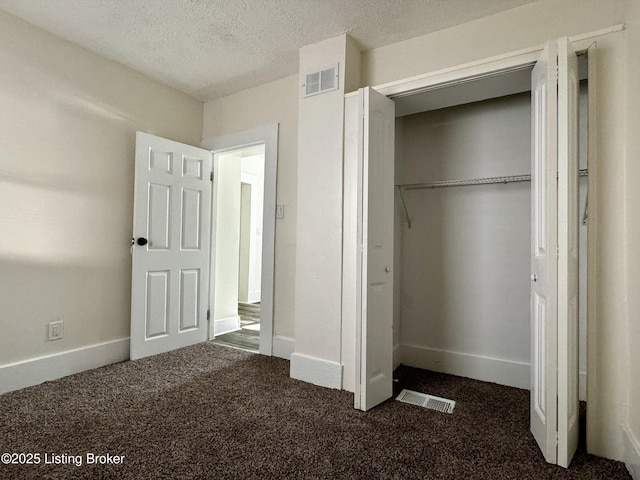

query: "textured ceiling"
xmin=0 ymin=0 xmax=538 ymax=101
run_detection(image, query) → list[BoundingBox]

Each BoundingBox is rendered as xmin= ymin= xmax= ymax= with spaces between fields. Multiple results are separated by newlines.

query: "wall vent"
xmin=303 ymin=64 xmax=339 ymax=97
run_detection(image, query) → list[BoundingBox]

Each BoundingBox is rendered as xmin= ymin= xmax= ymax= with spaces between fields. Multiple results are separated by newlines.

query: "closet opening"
xmin=391 ymin=52 xmax=589 ymax=441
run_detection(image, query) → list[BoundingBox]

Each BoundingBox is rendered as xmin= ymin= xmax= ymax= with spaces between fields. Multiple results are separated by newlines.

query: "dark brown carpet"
xmin=0 ymin=343 xmax=631 ymax=480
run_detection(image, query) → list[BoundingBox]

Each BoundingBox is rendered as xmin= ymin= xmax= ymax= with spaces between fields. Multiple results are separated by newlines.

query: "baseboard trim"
xmin=624 ymin=427 xmax=640 ymax=479
xmin=0 ymin=338 xmax=130 ymax=395
xmin=400 ymin=344 xmax=530 ymax=390
xmin=393 ymin=343 xmax=402 ymax=370
xmin=272 ymin=335 xmax=294 ymax=360
xmin=290 ymin=352 xmax=342 ymax=389
xmin=213 ymin=315 xmax=241 ymax=336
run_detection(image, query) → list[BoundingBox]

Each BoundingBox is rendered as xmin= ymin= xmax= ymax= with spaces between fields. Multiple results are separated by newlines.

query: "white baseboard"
xmin=400 ymin=344 xmax=530 ymax=390
xmin=272 ymin=335 xmax=294 ymax=360
xmin=213 ymin=315 xmax=241 ymax=336
xmin=400 ymin=344 xmax=587 ymax=399
xmin=625 ymin=427 xmax=640 ymax=479
xmin=0 ymin=338 xmax=130 ymax=395
xmin=290 ymin=352 xmax=342 ymax=389
xmin=579 ymin=371 xmax=587 ymax=402
xmin=393 ymin=343 xmax=402 ymax=370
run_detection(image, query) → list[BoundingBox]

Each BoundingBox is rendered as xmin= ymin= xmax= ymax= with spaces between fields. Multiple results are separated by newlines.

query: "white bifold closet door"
xmin=530 ymin=38 xmax=580 ymax=468
xmin=130 ymin=132 xmax=212 ymax=360
xmin=353 ymin=87 xmax=396 ymax=412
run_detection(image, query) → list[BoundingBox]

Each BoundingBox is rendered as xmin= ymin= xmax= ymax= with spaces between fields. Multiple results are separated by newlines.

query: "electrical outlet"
xmin=48 ymin=321 xmax=64 ymax=341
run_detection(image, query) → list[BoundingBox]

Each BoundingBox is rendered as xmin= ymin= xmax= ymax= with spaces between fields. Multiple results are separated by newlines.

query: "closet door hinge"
xmin=210 ymin=172 xmax=214 ymax=182
xmin=206 ymin=309 xmax=210 ymax=321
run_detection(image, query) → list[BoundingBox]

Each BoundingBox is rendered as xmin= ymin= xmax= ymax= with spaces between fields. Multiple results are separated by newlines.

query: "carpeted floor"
xmin=0 ymin=343 xmax=631 ymax=479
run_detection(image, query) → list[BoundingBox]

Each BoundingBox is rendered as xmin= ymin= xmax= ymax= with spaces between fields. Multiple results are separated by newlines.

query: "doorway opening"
xmin=202 ymin=124 xmax=278 ymax=356
xmin=390 ymin=54 xmax=591 ymax=468
xmin=392 ymin=57 xmax=589 ymax=397
xmin=211 ymin=144 xmax=265 ymax=353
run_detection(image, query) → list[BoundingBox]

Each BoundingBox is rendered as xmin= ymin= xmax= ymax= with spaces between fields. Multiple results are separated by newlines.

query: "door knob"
xmin=136 ymin=237 xmax=148 ymax=246
xmin=530 ymin=274 xmax=537 ymax=282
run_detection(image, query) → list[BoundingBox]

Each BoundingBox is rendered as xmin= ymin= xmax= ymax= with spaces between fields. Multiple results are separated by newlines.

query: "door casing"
xmin=202 ymin=124 xmax=278 ymax=356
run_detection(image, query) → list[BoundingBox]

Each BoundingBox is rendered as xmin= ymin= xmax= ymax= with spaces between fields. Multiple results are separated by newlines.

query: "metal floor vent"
xmin=396 ymin=389 xmax=456 ymax=414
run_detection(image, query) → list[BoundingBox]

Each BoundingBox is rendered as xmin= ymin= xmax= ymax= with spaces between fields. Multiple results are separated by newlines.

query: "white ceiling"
xmin=0 ymin=0 xmax=538 ymax=101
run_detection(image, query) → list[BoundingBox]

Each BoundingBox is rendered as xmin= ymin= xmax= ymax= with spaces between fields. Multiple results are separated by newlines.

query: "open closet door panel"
xmin=530 ymin=42 xmax=559 ymax=464
xmin=356 ymin=87 xmax=395 ymax=412
xmin=131 ymin=132 xmax=212 ymax=360
xmin=557 ymin=36 xmax=580 ymax=469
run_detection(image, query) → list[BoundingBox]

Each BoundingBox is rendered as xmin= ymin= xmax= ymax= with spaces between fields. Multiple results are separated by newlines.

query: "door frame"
xmin=202 ymin=124 xmax=278 ymax=356
xmin=349 ymin=25 xmax=619 ymax=454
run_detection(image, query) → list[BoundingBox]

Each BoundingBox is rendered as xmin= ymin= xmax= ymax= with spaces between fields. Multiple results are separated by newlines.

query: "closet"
xmin=344 ymin=38 xmax=596 ymax=468
xmin=392 ymin=60 xmax=589 ymax=399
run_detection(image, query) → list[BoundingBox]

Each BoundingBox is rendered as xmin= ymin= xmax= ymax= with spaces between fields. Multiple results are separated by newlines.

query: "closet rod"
xmin=396 ymin=169 xmax=588 ymax=229
xmin=396 ymin=168 xmax=588 ymax=191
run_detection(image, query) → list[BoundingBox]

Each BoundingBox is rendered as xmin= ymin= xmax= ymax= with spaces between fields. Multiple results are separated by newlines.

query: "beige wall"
xmin=625 ymin=0 xmax=640 ymax=475
xmin=0 ymin=11 xmax=203 ymax=366
xmin=202 ymin=75 xmax=298 ymax=339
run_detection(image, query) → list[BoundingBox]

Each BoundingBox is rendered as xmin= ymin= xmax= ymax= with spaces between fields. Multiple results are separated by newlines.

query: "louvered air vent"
xmin=396 ymin=389 xmax=456 ymax=414
xmin=303 ymin=64 xmax=339 ymax=97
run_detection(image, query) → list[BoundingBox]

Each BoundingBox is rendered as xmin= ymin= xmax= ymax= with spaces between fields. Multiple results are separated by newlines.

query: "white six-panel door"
xmin=131 ymin=132 xmax=212 ymax=360
xmin=356 ymin=87 xmax=395 ymax=411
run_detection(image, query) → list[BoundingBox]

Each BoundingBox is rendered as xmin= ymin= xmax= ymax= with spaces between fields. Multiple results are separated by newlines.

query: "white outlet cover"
xmin=48 ymin=321 xmax=64 ymax=340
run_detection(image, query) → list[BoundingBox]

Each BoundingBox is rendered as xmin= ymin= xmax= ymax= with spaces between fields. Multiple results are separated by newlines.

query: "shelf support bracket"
xmin=397 ymin=186 xmax=411 ymax=229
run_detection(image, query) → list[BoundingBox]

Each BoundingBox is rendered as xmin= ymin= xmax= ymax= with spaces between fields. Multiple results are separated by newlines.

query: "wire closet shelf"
xmin=396 ymin=168 xmax=588 ymax=228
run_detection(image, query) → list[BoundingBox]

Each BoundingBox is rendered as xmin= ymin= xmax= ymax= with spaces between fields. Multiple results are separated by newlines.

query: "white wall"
xmin=212 ymin=153 xmax=242 ymax=327
xmin=238 ymin=183 xmax=252 ymax=303
xmin=0 ymin=10 xmax=203 ymax=385
xmin=363 ymin=0 xmax=628 ymax=462
xmin=239 ymin=153 xmax=265 ymax=304
xmin=397 ymin=94 xmax=532 ymax=385
xmin=290 ymin=34 xmax=352 ymax=387
xmin=202 ymin=75 xmax=298 ymax=342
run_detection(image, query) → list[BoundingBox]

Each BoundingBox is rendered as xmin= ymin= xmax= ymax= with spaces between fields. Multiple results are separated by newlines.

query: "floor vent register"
xmin=396 ymin=389 xmax=456 ymax=414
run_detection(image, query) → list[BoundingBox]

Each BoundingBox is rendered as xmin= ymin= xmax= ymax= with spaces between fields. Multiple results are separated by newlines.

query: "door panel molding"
xmin=131 ymin=132 xmax=212 ymax=360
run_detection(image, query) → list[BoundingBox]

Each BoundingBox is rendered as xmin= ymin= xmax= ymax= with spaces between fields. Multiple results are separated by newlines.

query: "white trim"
xmin=401 ymin=345 xmax=530 ymax=390
xmin=570 ymin=24 xmax=624 ymax=43
xmin=397 ymin=346 xmax=586 ymax=400
xmin=290 ymin=353 xmax=342 ymax=389
xmin=272 ymin=335 xmax=295 ymax=360
xmin=375 ymin=48 xmax=540 ymax=98
xmin=213 ymin=315 xmax=241 ymax=336
xmin=373 ymin=24 xmax=624 ymax=99
xmin=393 ymin=343 xmax=402 ymax=371
xmin=202 ymin=124 xmax=278 ymax=356
xmin=624 ymin=427 xmax=640 ymax=480
xmin=0 ymin=338 xmax=129 ymax=395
